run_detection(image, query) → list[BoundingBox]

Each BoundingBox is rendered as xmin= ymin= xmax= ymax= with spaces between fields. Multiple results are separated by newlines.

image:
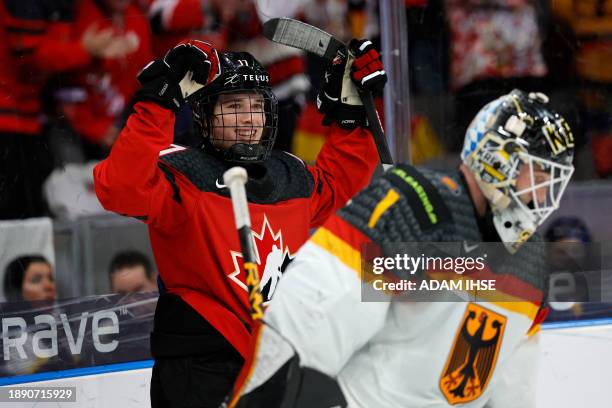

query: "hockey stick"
xmin=263 ymin=17 xmax=394 ymax=166
xmin=223 ymin=167 xmax=264 ymax=321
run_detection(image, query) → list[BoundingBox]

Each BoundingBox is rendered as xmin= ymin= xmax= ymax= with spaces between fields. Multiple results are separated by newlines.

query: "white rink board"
xmin=0 ymin=368 xmax=152 ymax=407
xmin=2 ymin=323 xmax=611 ymax=407
xmin=536 ymin=322 xmax=612 ymax=408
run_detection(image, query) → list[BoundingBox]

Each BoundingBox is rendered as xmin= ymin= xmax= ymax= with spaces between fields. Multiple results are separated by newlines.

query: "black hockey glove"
xmin=316 ymin=39 xmax=387 ymax=129
xmin=134 ymin=39 xmax=220 ymax=111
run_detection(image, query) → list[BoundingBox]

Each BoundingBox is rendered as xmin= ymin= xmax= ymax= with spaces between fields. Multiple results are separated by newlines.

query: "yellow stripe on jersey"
xmin=368 ymin=188 xmax=400 ymax=228
xmin=310 ymin=227 xmax=361 ymax=275
xmin=427 ymin=272 xmax=541 ymax=321
xmin=490 ymin=301 xmax=540 ymax=321
xmin=526 ymin=323 xmax=542 ymax=337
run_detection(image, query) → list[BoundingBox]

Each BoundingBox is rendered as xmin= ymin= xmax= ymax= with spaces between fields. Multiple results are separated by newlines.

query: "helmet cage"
xmin=511 ymin=151 xmax=574 ymax=228
xmin=189 ymin=51 xmax=279 ymax=163
xmin=462 ymin=90 xmax=576 ymax=252
xmin=192 ymin=89 xmax=278 ymax=162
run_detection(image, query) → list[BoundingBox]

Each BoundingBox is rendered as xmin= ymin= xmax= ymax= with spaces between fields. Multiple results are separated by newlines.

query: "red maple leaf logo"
xmin=228 ymin=214 xmax=294 ymax=300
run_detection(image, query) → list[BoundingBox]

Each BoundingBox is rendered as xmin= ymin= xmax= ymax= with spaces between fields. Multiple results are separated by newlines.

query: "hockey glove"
xmin=316 ymin=39 xmax=386 ymax=129
xmin=349 ymin=39 xmax=387 ymax=95
xmin=134 ymin=39 xmax=220 ymax=111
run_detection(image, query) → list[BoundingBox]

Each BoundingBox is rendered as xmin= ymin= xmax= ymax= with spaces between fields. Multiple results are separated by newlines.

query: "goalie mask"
xmin=190 ymin=52 xmax=278 ymax=163
xmin=461 ymin=90 xmax=575 ymax=253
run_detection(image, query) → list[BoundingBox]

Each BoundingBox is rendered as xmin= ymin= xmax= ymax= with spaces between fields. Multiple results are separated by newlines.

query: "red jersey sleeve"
xmin=93 ymin=101 xmax=196 ymax=229
xmin=308 ymin=124 xmax=378 ymax=227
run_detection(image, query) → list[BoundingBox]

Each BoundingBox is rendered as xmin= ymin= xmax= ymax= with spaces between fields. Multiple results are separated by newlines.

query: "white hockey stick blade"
xmin=262 ymin=18 xmax=344 ymax=61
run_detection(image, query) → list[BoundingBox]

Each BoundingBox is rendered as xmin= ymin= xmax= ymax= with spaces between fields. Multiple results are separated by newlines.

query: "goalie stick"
xmin=263 ymin=17 xmax=394 ymax=166
xmin=223 ymin=167 xmax=264 ymax=321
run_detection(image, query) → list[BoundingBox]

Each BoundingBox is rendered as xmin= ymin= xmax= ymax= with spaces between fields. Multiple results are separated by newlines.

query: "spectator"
xmin=550 ymin=0 xmax=612 ymax=178
xmin=545 ymin=217 xmax=593 ymax=314
xmin=0 ymin=255 xmax=80 ymax=377
xmin=546 ymin=216 xmax=592 ymax=244
xmin=109 ymin=250 xmax=157 ymax=294
xmin=0 ymin=0 xmax=135 ymax=219
xmin=3 ymin=255 xmax=56 ymax=302
xmin=141 ymin=0 xmax=237 ymax=57
xmin=546 ymin=216 xmax=592 ymax=271
xmin=55 ymin=0 xmax=153 ymax=155
xmin=446 ymin=0 xmax=549 ymax=150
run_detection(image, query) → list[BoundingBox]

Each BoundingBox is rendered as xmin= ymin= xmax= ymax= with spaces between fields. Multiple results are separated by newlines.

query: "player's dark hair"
xmin=109 ymin=250 xmax=153 ymax=279
xmin=545 ymin=216 xmax=592 ymax=243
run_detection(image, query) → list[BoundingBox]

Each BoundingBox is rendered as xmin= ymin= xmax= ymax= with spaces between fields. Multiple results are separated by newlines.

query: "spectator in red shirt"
xmin=0 ymin=0 xmax=136 ymax=219
xmin=59 ymin=0 xmax=154 ymax=149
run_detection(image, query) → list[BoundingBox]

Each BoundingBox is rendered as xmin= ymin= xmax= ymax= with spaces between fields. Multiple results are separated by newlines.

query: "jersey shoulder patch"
xmin=266 ymin=151 xmax=314 ymax=201
xmin=382 ymin=164 xmax=453 ymax=231
xmin=338 ymin=164 xmax=455 ymax=244
xmin=159 ymin=144 xmax=187 ymax=157
xmin=158 ymin=145 xmax=221 ymax=193
xmin=281 ymin=151 xmax=307 ymax=168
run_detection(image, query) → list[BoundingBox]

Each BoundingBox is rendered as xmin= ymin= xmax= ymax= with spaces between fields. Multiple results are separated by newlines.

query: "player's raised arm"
xmin=307 ymin=39 xmax=387 ymax=227
xmin=93 ymin=40 xmax=220 ymax=224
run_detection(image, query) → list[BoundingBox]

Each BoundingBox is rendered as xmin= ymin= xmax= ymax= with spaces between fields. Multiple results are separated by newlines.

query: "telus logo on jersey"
xmin=227 ymin=214 xmax=294 ymax=301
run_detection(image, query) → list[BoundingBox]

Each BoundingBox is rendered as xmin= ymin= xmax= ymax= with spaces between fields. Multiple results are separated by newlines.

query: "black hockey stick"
xmin=263 ymin=17 xmax=394 ymax=166
xmin=223 ymin=167 xmax=264 ymax=321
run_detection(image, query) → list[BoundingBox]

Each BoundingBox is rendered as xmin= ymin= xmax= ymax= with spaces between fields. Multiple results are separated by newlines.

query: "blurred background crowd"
xmin=0 ymin=0 xmax=610 ymax=325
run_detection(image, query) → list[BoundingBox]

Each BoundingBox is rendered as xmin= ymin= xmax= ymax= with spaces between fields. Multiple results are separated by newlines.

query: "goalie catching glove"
xmin=135 ymin=39 xmax=221 ymax=111
xmin=317 ymin=39 xmax=387 ymax=129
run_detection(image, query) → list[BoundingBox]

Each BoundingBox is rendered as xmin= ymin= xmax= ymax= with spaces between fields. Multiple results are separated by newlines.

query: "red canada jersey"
xmin=94 ymin=101 xmax=378 ymax=357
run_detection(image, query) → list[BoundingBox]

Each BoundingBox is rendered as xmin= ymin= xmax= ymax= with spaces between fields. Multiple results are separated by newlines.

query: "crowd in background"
xmin=3 ymin=248 xmax=156 ymax=302
xmin=0 ymin=0 xmax=610 ymax=297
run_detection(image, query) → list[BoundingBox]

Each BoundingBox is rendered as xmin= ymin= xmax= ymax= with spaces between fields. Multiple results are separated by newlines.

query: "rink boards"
xmin=1 ymin=320 xmax=610 ymax=408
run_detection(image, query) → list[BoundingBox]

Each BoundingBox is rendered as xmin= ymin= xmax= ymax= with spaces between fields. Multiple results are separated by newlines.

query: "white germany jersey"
xmin=263 ymin=216 xmax=546 ymax=408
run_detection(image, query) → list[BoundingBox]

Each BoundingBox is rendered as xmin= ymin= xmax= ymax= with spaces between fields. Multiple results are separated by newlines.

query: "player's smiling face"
xmin=211 ymin=92 xmax=265 ymax=151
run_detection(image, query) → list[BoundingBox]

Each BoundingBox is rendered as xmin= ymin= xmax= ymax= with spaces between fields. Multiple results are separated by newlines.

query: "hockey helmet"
xmin=190 ymin=51 xmax=278 ymax=163
xmin=461 ymin=89 xmax=575 ymax=253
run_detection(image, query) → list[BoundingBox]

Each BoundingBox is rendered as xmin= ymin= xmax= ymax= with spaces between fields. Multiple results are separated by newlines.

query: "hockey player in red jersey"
xmin=227 ymin=90 xmax=576 ymax=408
xmin=93 ymin=38 xmax=384 ymax=407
